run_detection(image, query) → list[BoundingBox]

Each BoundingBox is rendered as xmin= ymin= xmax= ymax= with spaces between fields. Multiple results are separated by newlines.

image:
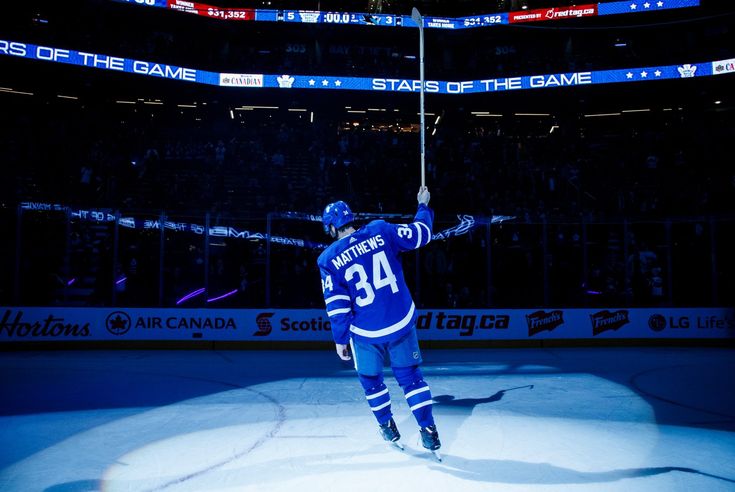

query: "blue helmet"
xmin=322 ymin=200 xmax=354 ymax=234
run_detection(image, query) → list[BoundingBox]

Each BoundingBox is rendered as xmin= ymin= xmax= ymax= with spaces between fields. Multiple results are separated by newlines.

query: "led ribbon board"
xmin=112 ymin=0 xmax=699 ymax=29
xmin=19 ymin=202 xmax=514 ymax=248
xmin=2 ymin=39 xmax=733 ymax=94
xmin=19 ymin=202 xmax=327 ymax=249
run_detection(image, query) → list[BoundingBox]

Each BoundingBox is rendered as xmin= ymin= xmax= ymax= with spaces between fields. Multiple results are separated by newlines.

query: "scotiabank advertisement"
xmin=0 ymin=307 xmax=733 ymax=342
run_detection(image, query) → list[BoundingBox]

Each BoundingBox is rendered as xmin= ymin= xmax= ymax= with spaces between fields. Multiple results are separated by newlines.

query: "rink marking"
xmin=630 ymin=365 xmax=735 ymax=420
xmin=274 ymin=435 xmax=347 ymax=439
xmin=146 ymin=387 xmax=286 ymax=492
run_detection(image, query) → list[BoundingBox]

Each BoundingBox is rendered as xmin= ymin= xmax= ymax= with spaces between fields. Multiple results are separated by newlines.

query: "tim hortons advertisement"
xmin=0 ymin=308 xmax=732 ymax=342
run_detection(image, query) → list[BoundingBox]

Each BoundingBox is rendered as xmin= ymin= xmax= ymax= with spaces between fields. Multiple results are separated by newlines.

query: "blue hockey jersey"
xmin=317 ymin=204 xmax=433 ymax=345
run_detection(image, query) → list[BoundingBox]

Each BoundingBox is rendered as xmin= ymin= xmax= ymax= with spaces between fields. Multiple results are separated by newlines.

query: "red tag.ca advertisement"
xmin=509 ymin=4 xmax=598 ymax=24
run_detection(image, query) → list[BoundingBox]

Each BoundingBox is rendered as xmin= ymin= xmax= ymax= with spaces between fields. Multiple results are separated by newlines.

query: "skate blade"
xmin=432 ymin=450 xmax=442 ymax=462
xmin=391 ymin=440 xmax=405 ymax=451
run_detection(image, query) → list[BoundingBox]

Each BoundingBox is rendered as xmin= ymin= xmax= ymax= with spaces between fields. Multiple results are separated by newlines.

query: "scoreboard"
xmin=114 ymin=0 xmax=701 ymax=29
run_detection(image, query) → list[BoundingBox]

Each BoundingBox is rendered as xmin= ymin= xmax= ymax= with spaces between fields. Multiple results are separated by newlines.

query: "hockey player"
xmin=317 ymin=186 xmax=441 ymax=458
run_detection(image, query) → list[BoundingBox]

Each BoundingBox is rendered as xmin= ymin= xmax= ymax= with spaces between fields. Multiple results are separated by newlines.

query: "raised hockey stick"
xmin=411 ymin=7 xmax=426 ymax=188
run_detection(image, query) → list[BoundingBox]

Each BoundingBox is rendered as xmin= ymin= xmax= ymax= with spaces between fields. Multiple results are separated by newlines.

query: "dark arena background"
xmin=1 ymin=0 xmax=735 ymax=490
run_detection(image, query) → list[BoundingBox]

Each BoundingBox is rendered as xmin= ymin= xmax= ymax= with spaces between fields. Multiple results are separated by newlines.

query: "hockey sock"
xmin=358 ymin=373 xmax=392 ymax=425
xmin=393 ymin=365 xmax=435 ymax=428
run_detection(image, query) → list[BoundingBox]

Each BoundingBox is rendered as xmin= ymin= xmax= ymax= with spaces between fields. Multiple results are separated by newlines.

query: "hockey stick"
xmin=411 ymin=7 xmax=426 ymax=188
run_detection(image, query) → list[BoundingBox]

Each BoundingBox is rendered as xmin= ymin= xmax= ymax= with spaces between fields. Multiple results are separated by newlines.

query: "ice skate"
xmin=379 ymin=418 xmax=404 ymax=450
xmin=420 ymin=425 xmax=442 ymax=461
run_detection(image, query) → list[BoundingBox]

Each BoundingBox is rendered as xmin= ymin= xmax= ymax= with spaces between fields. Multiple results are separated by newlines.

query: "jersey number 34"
xmin=322 ymin=251 xmax=399 ymax=307
xmin=345 ymin=251 xmax=399 ymax=307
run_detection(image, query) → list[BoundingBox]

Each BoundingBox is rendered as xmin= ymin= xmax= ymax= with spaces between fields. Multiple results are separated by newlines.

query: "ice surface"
xmin=1 ymin=348 xmax=734 ymax=492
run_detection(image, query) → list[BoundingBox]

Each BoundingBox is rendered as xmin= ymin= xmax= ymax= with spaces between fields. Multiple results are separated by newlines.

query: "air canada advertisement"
xmin=0 ymin=307 xmax=732 ymax=342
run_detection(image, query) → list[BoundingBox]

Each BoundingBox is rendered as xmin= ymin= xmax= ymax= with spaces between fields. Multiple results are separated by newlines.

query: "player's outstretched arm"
xmin=387 ymin=187 xmax=434 ymax=252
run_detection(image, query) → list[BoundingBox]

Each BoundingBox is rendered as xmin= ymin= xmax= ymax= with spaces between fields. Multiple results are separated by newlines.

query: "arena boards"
xmin=1 ymin=307 xmax=733 ymax=342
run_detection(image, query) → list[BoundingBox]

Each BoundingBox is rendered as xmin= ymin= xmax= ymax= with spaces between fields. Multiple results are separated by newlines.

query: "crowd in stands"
xmin=4 ymin=88 xmax=732 ymax=222
xmin=3 ymin=85 xmax=732 ymax=308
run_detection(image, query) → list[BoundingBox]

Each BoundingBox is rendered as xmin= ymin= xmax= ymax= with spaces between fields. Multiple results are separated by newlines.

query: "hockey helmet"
xmin=322 ymin=200 xmax=354 ymax=234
